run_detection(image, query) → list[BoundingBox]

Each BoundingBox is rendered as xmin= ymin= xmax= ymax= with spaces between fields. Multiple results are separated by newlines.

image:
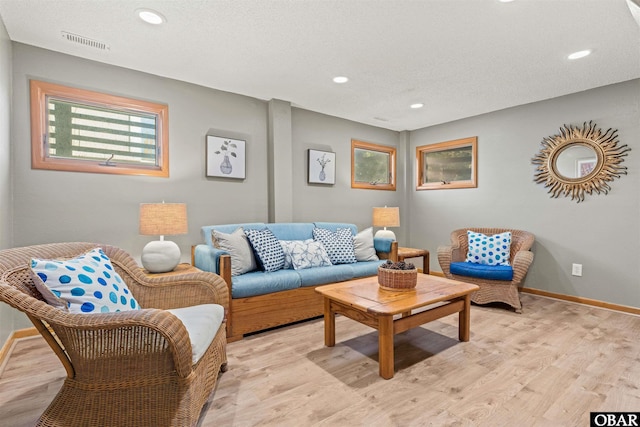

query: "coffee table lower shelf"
xmin=317 ymin=275 xmax=479 ymax=379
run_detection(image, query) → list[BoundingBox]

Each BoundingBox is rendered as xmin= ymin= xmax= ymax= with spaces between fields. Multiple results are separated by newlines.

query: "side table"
xmin=142 ymin=263 xmax=199 ymax=277
xmin=397 ymin=247 xmax=430 ymax=274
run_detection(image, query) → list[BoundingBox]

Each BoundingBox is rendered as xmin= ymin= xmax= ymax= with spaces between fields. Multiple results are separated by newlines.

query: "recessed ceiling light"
xmin=137 ymin=9 xmax=166 ymax=25
xmin=333 ymin=76 xmax=349 ymax=84
xmin=498 ymin=0 xmax=515 ymax=3
xmin=568 ymin=49 xmax=592 ymax=60
xmin=410 ymin=103 xmax=424 ymax=109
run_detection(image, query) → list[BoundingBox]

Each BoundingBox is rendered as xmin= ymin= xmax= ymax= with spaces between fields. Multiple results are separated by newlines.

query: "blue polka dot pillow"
xmin=30 ymin=247 xmax=141 ymax=313
xmin=466 ymin=230 xmax=512 ymax=266
xmin=312 ymin=227 xmax=357 ymax=264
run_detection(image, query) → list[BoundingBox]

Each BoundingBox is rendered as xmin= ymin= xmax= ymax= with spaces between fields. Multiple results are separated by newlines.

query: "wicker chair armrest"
xmin=511 ymin=250 xmax=534 ymax=285
xmin=126 ymin=269 xmax=229 ymax=312
xmin=53 ymin=308 xmax=195 ymax=378
xmin=437 ymin=245 xmax=453 ymax=276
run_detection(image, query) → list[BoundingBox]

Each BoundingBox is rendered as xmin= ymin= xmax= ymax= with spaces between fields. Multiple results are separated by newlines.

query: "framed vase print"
xmin=308 ymin=149 xmax=335 ymax=184
xmin=206 ymin=135 xmax=246 ymax=179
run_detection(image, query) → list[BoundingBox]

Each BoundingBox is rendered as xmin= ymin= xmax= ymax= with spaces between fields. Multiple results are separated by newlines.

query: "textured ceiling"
xmin=0 ymin=0 xmax=638 ymax=131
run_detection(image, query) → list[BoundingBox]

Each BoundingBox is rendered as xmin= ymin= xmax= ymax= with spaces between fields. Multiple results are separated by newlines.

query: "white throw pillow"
xmin=353 ymin=227 xmax=379 ymax=261
xmin=280 ymin=239 xmax=332 ymax=270
xmin=30 ymin=247 xmax=140 ymax=313
xmin=212 ymin=227 xmax=257 ymax=276
xmin=465 ymin=230 xmax=512 ymax=266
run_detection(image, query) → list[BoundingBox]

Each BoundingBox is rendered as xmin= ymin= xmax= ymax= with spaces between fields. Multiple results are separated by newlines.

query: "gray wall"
xmin=0 ymin=16 xmax=15 ymax=344
xmin=409 ymin=79 xmax=640 ymax=308
xmin=291 ymin=107 xmax=405 ymax=240
xmin=11 ymin=43 xmax=270 ymax=255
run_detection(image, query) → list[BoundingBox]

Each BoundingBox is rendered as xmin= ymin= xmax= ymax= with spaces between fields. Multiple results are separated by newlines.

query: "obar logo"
xmin=591 ymin=413 xmax=640 ymax=427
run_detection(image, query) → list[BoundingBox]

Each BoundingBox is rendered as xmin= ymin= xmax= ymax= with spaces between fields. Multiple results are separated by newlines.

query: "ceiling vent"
xmin=61 ymin=31 xmax=110 ymax=51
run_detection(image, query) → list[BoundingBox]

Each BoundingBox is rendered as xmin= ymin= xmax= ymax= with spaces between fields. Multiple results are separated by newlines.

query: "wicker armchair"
xmin=0 ymin=242 xmax=229 ymax=427
xmin=438 ymin=228 xmax=534 ymax=312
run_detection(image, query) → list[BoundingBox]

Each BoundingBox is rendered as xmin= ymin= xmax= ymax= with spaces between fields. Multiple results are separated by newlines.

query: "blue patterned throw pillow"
xmin=30 ymin=248 xmax=140 ymax=314
xmin=312 ymin=227 xmax=357 ymax=264
xmin=244 ymin=228 xmax=285 ymax=272
xmin=280 ymin=239 xmax=332 ymax=270
xmin=466 ymin=230 xmax=512 ymax=266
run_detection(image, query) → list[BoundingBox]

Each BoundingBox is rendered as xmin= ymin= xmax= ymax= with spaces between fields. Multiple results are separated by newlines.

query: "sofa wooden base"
xmin=227 ymin=286 xmax=324 ymax=342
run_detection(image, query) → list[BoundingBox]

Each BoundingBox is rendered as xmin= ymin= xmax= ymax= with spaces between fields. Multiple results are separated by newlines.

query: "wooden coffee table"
xmin=316 ymin=275 xmax=479 ymax=379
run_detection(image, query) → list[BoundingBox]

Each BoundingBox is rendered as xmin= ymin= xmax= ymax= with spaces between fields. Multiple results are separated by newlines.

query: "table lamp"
xmin=139 ymin=202 xmax=188 ymax=273
xmin=372 ymin=206 xmax=400 ymax=240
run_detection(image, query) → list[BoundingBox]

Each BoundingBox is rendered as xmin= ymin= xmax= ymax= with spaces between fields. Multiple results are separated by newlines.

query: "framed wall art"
xmin=206 ymin=135 xmax=246 ymax=179
xmin=308 ymin=149 xmax=335 ymax=184
xmin=416 ymin=136 xmax=477 ymax=190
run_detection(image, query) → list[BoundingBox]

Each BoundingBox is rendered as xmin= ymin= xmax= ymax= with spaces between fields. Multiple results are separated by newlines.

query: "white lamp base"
xmin=374 ymin=229 xmax=397 ymax=241
xmin=141 ymin=240 xmax=181 ymax=273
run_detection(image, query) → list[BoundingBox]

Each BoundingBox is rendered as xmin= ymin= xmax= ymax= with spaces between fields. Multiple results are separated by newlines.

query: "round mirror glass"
xmin=554 ymin=144 xmax=598 ymax=179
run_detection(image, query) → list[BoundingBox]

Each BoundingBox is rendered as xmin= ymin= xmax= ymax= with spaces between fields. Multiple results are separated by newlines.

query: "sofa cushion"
xmin=244 ymin=228 xmax=285 ymax=272
xmin=313 ymin=227 xmax=357 ymax=264
xmin=350 ymin=260 xmax=386 ymax=278
xmin=30 ymin=247 xmax=140 ymax=313
xmin=353 ymin=227 xmax=379 ymax=262
xmin=450 ymin=261 xmax=514 ymax=281
xmin=212 ymin=227 xmax=257 ymax=276
xmin=266 ymin=223 xmax=315 ymax=240
xmin=167 ymin=304 xmax=224 ymax=364
xmin=297 ymin=264 xmax=355 ymax=287
xmin=280 ymin=239 xmax=332 ymax=270
xmin=231 ymin=269 xmax=301 ymax=298
xmin=466 ymin=230 xmax=512 ymax=266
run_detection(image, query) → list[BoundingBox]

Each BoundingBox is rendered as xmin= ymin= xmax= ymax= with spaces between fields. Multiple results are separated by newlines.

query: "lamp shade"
xmin=139 ymin=203 xmax=188 ymax=236
xmin=372 ymin=207 xmax=400 ymax=228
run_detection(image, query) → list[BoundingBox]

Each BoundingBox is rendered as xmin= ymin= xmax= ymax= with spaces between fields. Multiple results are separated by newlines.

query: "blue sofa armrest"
xmin=374 ymin=237 xmax=394 ymax=254
xmin=193 ymin=244 xmax=228 ymax=275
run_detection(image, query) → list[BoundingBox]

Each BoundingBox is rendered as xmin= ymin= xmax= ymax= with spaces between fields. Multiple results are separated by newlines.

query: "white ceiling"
xmin=1 ymin=0 xmax=639 ymax=131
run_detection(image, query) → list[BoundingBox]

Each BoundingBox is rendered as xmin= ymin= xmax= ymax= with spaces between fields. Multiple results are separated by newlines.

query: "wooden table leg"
xmin=459 ymin=294 xmax=471 ymax=342
xmin=324 ymin=298 xmax=335 ymax=347
xmin=378 ymin=314 xmax=394 ymax=379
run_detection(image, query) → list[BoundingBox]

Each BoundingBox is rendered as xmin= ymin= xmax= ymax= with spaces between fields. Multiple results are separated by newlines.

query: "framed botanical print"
xmin=206 ymin=135 xmax=246 ymax=179
xmin=308 ymin=149 xmax=335 ymax=184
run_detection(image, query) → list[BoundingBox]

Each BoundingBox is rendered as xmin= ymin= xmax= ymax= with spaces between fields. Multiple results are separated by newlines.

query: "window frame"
xmin=351 ymin=139 xmax=396 ymax=191
xmin=416 ymin=136 xmax=477 ymax=190
xmin=30 ymin=80 xmax=169 ymax=177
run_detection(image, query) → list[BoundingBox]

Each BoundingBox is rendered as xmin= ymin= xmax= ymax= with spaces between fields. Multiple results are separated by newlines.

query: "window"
xmin=351 ymin=139 xmax=396 ymax=191
xmin=30 ymin=80 xmax=169 ymax=177
xmin=416 ymin=136 xmax=477 ymax=190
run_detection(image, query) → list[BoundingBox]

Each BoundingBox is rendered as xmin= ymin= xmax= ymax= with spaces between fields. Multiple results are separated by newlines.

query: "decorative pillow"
xmin=244 ymin=228 xmax=285 ymax=272
xmin=353 ymin=227 xmax=379 ymax=262
xmin=312 ymin=227 xmax=357 ymax=264
xmin=466 ymin=231 xmax=512 ymax=266
xmin=212 ymin=227 xmax=257 ymax=276
xmin=280 ymin=240 xmax=296 ymax=269
xmin=30 ymin=248 xmax=140 ymax=314
xmin=280 ymin=239 xmax=332 ymax=270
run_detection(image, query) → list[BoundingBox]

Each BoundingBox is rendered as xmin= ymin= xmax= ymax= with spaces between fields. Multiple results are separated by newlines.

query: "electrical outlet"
xmin=572 ymin=263 xmax=583 ymax=277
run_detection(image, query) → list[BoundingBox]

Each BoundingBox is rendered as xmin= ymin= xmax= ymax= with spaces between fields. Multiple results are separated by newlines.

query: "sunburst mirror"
xmin=532 ymin=121 xmax=630 ymax=203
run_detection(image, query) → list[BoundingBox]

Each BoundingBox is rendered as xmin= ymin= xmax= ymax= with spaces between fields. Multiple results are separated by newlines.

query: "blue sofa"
xmin=192 ymin=222 xmax=398 ymax=341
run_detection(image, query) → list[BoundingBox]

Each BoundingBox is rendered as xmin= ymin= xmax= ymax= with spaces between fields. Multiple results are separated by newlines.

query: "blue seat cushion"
xmin=298 ymin=264 xmax=354 ymax=287
xmin=450 ymin=262 xmax=513 ymax=281
xmin=231 ymin=270 xmax=300 ymax=298
xmin=351 ymin=260 xmax=386 ymax=278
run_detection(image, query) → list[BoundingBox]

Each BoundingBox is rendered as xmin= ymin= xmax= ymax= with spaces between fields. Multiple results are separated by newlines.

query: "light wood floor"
xmin=1 ymin=293 xmax=639 ymax=426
